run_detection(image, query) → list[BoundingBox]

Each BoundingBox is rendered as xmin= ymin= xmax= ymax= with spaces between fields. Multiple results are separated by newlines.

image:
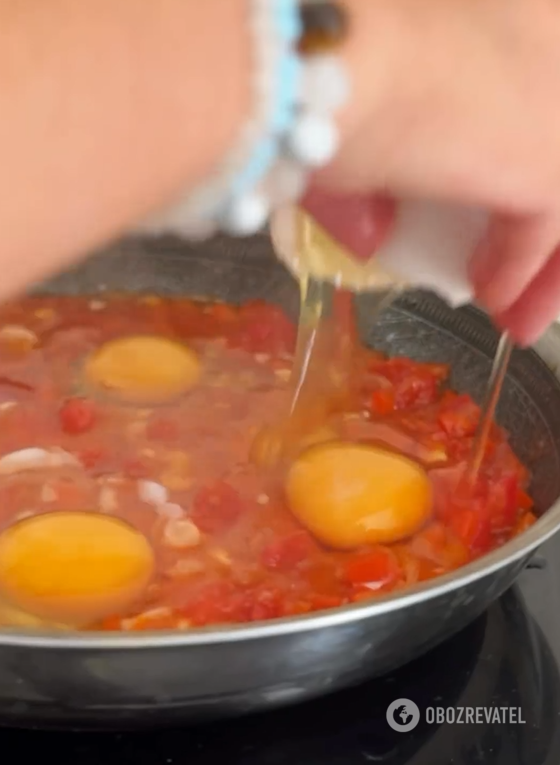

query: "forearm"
xmin=0 ymin=0 xmax=250 ymax=294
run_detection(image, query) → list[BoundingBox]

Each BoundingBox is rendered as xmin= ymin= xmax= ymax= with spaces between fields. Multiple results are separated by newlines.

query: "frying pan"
xmin=1 ymin=232 xmax=560 ymax=730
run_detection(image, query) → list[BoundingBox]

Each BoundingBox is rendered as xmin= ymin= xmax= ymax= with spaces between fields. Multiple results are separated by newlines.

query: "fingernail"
xmin=302 ymin=190 xmax=395 ymax=262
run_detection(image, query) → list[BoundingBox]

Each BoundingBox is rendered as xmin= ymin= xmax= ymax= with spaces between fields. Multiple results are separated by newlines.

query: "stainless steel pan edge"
xmin=0 ymin=235 xmax=558 ymax=728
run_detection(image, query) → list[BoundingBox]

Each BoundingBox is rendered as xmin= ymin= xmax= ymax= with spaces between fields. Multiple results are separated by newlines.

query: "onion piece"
xmin=0 ymin=447 xmax=80 ymax=476
xmin=99 ymin=485 xmax=118 ymax=513
xmin=363 ymin=581 xmax=385 ymax=592
xmin=138 ymin=480 xmax=168 ymax=506
xmin=0 ymin=325 xmax=38 ymax=346
xmin=163 ymin=518 xmax=201 ymax=549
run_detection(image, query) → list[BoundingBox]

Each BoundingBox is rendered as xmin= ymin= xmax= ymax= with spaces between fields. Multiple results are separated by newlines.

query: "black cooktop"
xmin=4 ymin=535 xmax=560 ymax=765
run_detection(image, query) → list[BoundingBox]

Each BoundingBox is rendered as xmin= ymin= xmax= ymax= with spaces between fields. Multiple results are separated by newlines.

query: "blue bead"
xmin=271 ymin=54 xmax=302 ymax=133
xmin=275 ymin=0 xmax=302 ymax=42
xmin=231 ymin=138 xmax=278 ymax=196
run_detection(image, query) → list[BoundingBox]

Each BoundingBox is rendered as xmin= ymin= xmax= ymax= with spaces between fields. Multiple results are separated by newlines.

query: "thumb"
xmin=301 ymin=188 xmax=395 ymax=262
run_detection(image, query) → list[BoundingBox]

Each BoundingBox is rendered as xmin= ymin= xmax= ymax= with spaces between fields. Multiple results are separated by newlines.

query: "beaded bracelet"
xmin=137 ymin=0 xmax=349 ymax=240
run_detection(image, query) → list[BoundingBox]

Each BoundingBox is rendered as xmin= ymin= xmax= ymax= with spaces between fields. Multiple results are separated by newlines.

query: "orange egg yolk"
xmin=85 ymin=335 xmax=200 ymax=403
xmin=286 ymin=442 xmax=432 ymax=549
xmin=0 ymin=512 xmax=154 ymax=624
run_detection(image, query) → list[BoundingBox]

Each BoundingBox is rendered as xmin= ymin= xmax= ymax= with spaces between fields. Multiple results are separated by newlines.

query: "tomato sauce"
xmin=0 ymin=294 xmax=536 ymax=631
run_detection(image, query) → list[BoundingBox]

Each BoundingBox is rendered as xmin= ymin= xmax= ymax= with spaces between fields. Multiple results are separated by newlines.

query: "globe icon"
xmin=386 ymin=699 xmax=421 ymax=732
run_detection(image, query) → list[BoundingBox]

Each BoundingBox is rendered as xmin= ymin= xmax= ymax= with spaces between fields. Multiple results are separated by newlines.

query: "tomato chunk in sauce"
xmin=0 ymin=294 xmax=536 ymax=631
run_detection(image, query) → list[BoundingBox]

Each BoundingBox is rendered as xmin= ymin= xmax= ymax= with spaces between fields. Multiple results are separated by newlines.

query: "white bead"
xmin=222 ymin=193 xmax=270 ymax=236
xmin=265 ymin=161 xmax=307 ymax=204
xmin=289 ymin=113 xmax=339 ymax=167
xmin=301 ymin=56 xmax=349 ymax=113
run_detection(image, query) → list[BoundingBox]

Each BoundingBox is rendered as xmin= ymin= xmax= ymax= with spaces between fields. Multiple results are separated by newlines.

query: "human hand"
xmin=306 ymin=0 xmax=560 ymax=345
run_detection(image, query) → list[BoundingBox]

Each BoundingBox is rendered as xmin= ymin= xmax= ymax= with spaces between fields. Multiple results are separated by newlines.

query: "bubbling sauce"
xmin=0 ymin=293 xmax=536 ymax=630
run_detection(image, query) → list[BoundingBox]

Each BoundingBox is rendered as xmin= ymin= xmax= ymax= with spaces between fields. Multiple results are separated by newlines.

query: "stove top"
xmin=4 ymin=535 xmax=560 ymax=765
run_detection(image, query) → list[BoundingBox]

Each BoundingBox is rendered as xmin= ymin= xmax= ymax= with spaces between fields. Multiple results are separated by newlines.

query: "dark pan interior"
xmin=31 ymin=232 xmax=560 ymax=517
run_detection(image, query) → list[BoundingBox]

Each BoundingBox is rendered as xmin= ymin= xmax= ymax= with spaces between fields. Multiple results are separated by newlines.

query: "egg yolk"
xmin=0 ymin=512 xmax=154 ymax=624
xmin=85 ymin=335 xmax=200 ymax=403
xmin=285 ymin=442 xmax=432 ymax=549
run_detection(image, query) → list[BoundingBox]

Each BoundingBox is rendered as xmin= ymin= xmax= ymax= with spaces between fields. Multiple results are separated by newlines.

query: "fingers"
xmin=302 ymin=189 xmax=560 ymax=347
xmin=495 ymin=246 xmax=560 ymax=346
xmin=302 ymin=189 xmax=395 ymax=261
xmin=470 ymin=213 xmax=560 ymax=315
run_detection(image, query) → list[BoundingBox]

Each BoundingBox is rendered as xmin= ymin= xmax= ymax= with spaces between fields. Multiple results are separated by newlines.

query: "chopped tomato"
xmin=59 ymin=397 xmax=96 ymax=434
xmin=243 ymin=587 xmax=284 ymax=622
xmin=229 ymin=301 xmax=296 ymax=355
xmin=191 ymin=481 xmax=244 ymax=533
xmin=344 ymin=547 xmax=401 ymax=586
xmin=486 ymin=473 xmax=519 ymax=532
xmin=368 ymin=357 xmax=446 ymax=409
xmin=261 ymin=530 xmax=316 ymax=570
xmin=438 ymin=394 xmax=480 ymax=438
xmin=77 ymin=446 xmax=105 ymax=469
xmin=186 ymin=581 xmax=245 ymax=626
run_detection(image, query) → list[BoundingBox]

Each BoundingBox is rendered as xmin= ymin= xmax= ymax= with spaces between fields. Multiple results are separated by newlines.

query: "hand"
xmin=308 ymin=0 xmax=560 ymax=345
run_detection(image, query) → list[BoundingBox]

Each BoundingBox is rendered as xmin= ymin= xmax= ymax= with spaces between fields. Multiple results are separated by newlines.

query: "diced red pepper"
xmin=59 ymin=397 xmax=96 ymax=434
xmin=514 ymin=511 xmax=537 ymax=535
xmin=191 ymin=480 xmax=244 ymax=533
xmin=310 ymin=594 xmax=345 ymax=611
xmin=517 ymin=489 xmax=533 ymax=511
xmin=344 ymin=546 xmax=401 ymax=586
xmin=369 ymin=387 xmax=395 ymax=416
xmin=209 ymin=302 xmax=239 ymax=324
xmin=261 ymin=530 xmax=316 ymax=570
xmin=448 ymin=503 xmax=492 ymax=554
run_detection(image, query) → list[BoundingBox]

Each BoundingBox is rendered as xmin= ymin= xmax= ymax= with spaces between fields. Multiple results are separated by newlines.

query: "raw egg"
xmin=85 ymin=335 xmax=200 ymax=403
xmin=0 ymin=512 xmax=154 ymax=624
xmin=285 ymin=442 xmax=432 ymax=549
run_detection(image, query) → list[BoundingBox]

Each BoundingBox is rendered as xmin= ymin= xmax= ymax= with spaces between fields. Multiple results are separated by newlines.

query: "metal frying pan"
xmin=1 ymin=233 xmax=560 ymax=730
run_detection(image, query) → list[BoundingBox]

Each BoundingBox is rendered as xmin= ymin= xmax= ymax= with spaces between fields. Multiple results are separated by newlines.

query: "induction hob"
xmin=3 ymin=534 xmax=560 ymax=765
